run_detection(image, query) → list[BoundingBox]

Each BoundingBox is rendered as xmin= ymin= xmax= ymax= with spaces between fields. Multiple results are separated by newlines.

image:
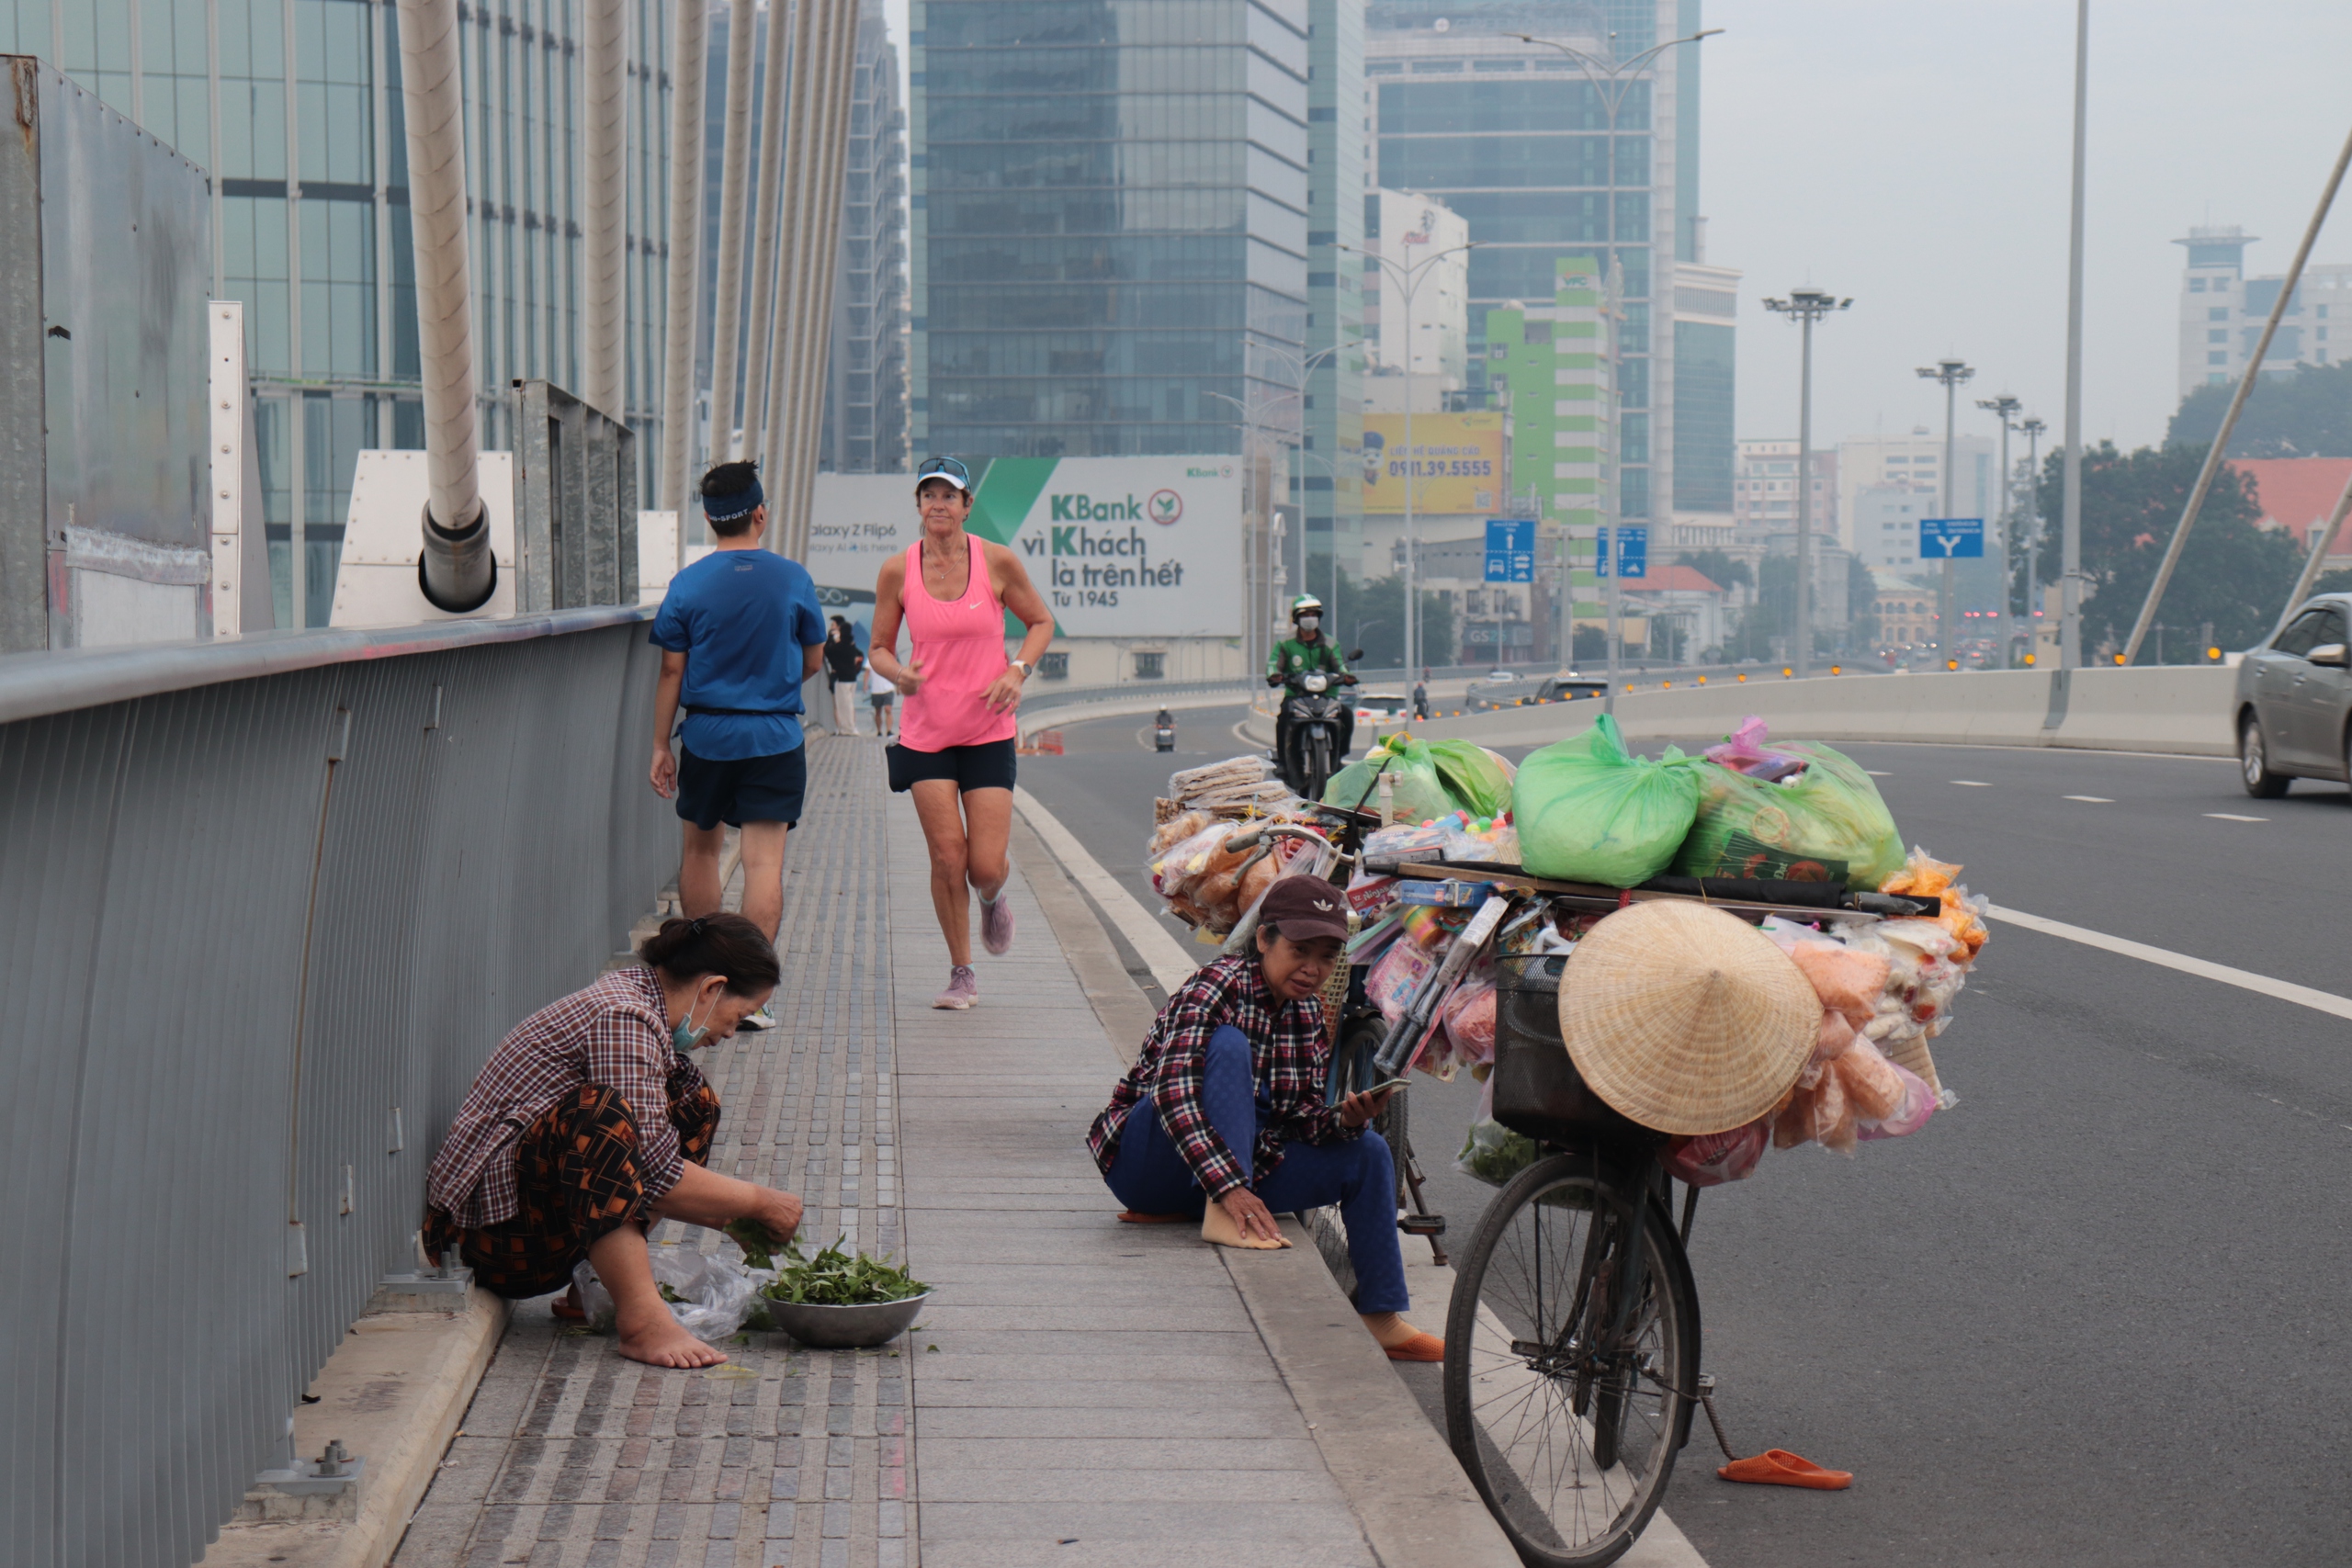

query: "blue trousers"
xmin=1105 ymin=1025 xmax=1410 ymax=1314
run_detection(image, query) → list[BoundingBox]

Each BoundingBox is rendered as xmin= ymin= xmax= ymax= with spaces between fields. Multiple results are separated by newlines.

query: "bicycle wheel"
xmin=1442 ymin=1151 xmax=1699 ymax=1568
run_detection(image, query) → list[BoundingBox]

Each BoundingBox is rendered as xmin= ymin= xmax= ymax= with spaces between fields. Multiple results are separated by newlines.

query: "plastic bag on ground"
xmin=1675 ymin=740 xmax=1905 ymax=889
xmin=1513 ymin=713 xmax=1704 ymax=886
xmin=572 ymin=1247 xmax=767 ymax=1343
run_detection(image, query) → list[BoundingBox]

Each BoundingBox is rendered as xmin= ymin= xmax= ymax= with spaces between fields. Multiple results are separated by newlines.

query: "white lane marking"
xmin=1951 ymin=779 xmax=1992 ymax=786
xmin=1985 ymin=904 xmax=2352 ymax=1021
xmin=1864 ymin=769 xmax=1894 ymax=776
xmin=2064 ymin=795 xmax=2114 ymax=803
xmin=2205 ymin=812 xmax=2267 ymax=822
xmin=1012 ymin=785 xmax=1201 ymax=995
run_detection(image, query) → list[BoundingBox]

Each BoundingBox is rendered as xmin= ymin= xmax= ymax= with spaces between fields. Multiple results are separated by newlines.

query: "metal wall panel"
xmin=0 ymin=611 xmax=672 ymax=1567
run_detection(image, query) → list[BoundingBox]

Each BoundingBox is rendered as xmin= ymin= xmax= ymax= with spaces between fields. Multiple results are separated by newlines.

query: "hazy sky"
xmin=1707 ymin=0 xmax=2352 ymax=457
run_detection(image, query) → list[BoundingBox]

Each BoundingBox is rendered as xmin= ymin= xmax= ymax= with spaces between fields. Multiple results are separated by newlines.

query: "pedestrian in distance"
xmin=866 ymin=660 xmax=898 ymax=739
xmin=1412 ymin=677 xmax=1430 ymax=721
xmin=649 ymin=461 xmax=828 ymax=1030
xmin=867 ymin=456 xmax=1055 ymax=1010
xmin=822 ymin=615 xmax=865 ymax=736
xmin=423 ymin=913 xmax=803 ymax=1370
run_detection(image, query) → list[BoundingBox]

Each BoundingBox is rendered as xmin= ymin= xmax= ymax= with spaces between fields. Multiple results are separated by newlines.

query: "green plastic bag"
xmin=1428 ymin=739 xmax=1515 ymax=818
xmin=1674 ymin=741 xmax=1904 ymax=889
xmin=1324 ymin=736 xmax=1455 ymax=822
xmin=1513 ymin=714 xmax=1702 ymax=886
xmin=1326 ymin=735 xmax=1518 ymax=821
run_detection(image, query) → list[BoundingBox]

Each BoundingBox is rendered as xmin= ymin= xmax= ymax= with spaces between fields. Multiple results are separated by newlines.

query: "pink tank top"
xmin=898 ymin=534 xmax=1018 ymax=751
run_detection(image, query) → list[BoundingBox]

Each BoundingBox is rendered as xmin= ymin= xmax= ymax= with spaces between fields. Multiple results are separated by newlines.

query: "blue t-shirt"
xmin=650 ymin=548 xmax=827 ymax=761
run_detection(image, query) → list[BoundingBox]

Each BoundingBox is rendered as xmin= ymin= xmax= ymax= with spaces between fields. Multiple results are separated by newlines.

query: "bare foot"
xmin=616 ymin=1311 xmax=728 ymax=1369
xmin=1360 ymin=1311 xmax=1430 ymax=1350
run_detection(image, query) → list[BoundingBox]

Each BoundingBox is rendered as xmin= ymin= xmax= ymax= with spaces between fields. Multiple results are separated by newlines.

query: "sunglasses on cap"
xmin=914 ymin=456 xmax=973 ymax=493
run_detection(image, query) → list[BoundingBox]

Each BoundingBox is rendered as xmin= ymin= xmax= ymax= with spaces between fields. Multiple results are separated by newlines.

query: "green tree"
xmin=1571 ymin=624 xmax=1608 ymax=663
xmin=1847 ymin=556 xmax=1882 ymax=648
xmin=2169 ymin=358 xmax=2352 ymax=457
xmin=1329 ymin=567 xmax=1458 ymax=671
xmin=2030 ymin=440 xmax=2302 ymax=658
xmin=1673 ymin=548 xmax=1753 ymax=593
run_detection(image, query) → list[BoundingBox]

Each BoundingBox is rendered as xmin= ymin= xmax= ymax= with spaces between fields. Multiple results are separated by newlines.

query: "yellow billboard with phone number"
xmin=1360 ymin=412 xmax=1506 ymax=513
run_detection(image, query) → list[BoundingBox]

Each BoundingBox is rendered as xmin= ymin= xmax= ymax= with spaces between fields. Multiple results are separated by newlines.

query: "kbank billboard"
xmin=808 ymin=457 xmax=1243 ymax=638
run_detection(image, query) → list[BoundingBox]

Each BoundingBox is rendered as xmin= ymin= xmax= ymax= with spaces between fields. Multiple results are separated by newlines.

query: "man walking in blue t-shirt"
xmin=650 ymin=462 xmax=828 ymax=1010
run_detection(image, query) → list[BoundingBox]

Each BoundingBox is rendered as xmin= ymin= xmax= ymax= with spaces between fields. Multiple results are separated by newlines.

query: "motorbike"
xmin=1153 ymin=713 xmax=1176 ymax=751
xmin=1277 ymin=671 xmax=1353 ymax=800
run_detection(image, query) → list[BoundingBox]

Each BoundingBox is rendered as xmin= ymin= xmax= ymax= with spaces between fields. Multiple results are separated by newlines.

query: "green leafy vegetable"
xmin=757 ymin=1236 xmax=930 ymax=1306
xmin=725 ymin=1217 xmax=781 ymax=1269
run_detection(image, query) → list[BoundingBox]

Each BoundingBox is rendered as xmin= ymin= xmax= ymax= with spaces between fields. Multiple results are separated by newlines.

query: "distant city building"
xmin=2231 ymin=457 xmax=2352 ymax=572
xmin=1364 ymin=1 xmax=1726 ymax=529
xmin=822 ymin=0 xmax=910 ymax=473
xmin=1300 ymin=1 xmax=1368 ymax=604
xmin=1363 ymin=188 xmax=1471 ymax=402
xmin=910 ymin=2 xmax=1310 ymax=459
xmin=1871 ymin=570 xmax=1937 ymax=649
xmin=2175 ymin=225 xmax=2352 ymax=399
xmin=1835 ymin=431 xmax=1993 ymax=557
xmin=1848 ymin=483 xmax=1939 ymax=571
xmin=1487 ymin=257 xmax=1611 ymax=650
xmin=1733 ymin=439 xmax=1836 ymax=536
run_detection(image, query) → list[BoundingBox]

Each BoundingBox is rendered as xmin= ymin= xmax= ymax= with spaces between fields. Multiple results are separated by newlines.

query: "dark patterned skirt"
xmin=424 ymin=1061 xmax=721 ymax=1300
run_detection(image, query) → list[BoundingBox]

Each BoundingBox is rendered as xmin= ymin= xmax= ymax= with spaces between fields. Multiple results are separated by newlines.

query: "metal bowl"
xmin=757 ymin=1292 xmax=933 ymax=1349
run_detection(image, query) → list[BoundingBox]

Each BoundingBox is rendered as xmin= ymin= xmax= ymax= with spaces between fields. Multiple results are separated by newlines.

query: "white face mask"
xmin=1298 ymin=615 xmax=1320 ymax=633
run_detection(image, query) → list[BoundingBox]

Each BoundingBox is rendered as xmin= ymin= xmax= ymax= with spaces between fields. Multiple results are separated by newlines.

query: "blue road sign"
xmin=1484 ymin=518 xmax=1535 ymax=582
xmin=1595 ymin=525 xmax=1648 ymax=579
xmin=1919 ymin=516 xmax=1984 ymax=559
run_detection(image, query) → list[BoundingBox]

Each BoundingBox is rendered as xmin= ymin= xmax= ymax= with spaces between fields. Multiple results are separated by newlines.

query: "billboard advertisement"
xmin=808 ymin=457 xmax=1243 ymax=639
xmin=1361 ymin=412 xmax=1506 ymax=514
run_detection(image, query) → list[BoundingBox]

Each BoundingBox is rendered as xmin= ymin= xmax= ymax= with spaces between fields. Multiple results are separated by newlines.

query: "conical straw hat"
xmin=1560 ymin=900 xmax=1822 ymax=1136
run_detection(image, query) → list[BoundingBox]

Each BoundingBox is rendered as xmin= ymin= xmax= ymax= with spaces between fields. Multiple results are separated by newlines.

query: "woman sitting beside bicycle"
xmin=1083 ymin=877 xmax=1442 ymax=1362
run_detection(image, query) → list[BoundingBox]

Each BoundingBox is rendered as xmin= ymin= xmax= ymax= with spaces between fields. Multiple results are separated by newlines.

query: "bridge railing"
xmin=0 ymin=608 xmax=672 ymax=1568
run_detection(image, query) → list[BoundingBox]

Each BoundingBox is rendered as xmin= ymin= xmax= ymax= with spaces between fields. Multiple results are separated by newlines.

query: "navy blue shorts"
xmin=676 ymin=744 xmax=807 ymax=829
xmin=885 ymin=738 xmax=1017 ymax=795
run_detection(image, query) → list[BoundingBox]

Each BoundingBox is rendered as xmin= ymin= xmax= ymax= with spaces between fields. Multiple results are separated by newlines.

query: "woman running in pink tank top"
xmin=866 ymin=457 xmax=1055 ymax=1009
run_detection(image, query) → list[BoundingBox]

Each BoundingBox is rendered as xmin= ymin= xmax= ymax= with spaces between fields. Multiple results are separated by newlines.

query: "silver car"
xmin=2234 ymin=593 xmax=2352 ymax=796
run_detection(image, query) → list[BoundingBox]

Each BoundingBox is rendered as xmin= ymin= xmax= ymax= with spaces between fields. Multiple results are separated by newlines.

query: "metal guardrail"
xmin=1018 ymin=674 xmax=1258 ymax=713
xmin=0 ymin=606 xmax=673 ymax=1568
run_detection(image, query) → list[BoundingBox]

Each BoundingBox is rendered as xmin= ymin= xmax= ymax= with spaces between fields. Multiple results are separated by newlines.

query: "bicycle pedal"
xmin=1397 ymin=1214 xmax=1447 ymax=1236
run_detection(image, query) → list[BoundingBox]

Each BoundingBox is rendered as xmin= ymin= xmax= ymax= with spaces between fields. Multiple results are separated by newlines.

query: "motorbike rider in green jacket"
xmin=1267 ymin=595 xmax=1355 ymax=787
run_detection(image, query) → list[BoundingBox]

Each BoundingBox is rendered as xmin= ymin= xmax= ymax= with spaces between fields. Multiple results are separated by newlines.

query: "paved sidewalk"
xmin=389 ymin=739 xmax=1389 ymax=1568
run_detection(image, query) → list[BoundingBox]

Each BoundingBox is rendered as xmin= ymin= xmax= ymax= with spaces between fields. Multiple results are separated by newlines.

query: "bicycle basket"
xmin=1492 ymin=953 xmax=1661 ymax=1147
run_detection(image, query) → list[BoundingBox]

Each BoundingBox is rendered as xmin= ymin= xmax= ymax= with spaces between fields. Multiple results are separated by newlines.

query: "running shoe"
xmin=979 ymin=892 xmax=1015 ymax=955
xmin=737 ymin=1005 xmax=776 ymax=1032
xmin=933 ymin=965 xmax=979 ymax=1010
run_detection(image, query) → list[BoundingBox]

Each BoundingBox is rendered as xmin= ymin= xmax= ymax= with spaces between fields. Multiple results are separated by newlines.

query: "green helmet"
xmin=1290 ymin=594 xmax=1325 ymax=622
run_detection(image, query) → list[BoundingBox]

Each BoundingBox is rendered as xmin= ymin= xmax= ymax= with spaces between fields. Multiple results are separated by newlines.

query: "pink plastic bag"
xmin=1664 ymin=1116 xmax=1770 ymax=1187
xmin=1702 ymin=716 xmax=1804 ymax=780
xmin=1442 ymin=978 xmax=1498 ymax=1067
xmin=1366 ymin=939 xmax=1435 ymax=1023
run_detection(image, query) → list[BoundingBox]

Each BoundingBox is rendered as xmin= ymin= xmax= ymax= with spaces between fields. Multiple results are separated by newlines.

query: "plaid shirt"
xmin=425 ymin=966 xmax=692 ymax=1228
xmin=1087 ymin=954 xmax=1354 ymax=1201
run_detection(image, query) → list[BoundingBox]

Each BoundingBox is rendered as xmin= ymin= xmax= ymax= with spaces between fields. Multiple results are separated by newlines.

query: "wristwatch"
xmin=1010 ymin=659 xmax=1032 ymax=678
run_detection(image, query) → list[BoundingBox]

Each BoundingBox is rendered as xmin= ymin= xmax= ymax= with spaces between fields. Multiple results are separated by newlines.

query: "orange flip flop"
xmin=1116 ymin=1211 xmax=1193 ymax=1224
xmin=550 ymin=1294 xmax=586 ymax=1323
xmin=1382 ymin=1332 xmax=1444 ymax=1363
xmin=1717 ymin=1449 xmax=1851 ymax=1490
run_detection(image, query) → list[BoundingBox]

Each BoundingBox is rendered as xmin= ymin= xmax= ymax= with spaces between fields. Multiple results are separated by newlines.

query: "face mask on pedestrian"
xmin=673 ymin=986 xmax=718 ymax=1052
xmin=1297 ymin=615 xmax=1320 ymax=633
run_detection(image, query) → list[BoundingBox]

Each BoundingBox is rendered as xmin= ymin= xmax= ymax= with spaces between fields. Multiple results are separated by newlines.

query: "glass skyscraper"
xmin=1365 ymin=0 xmax=1729 ymax=528
xmin=823 ymin=0 xmax=910 ymax=473
xmin=8 ymin=0 xmax=675 ymax=625
xmin=908 ymin=0 xmax=1312 ymax=460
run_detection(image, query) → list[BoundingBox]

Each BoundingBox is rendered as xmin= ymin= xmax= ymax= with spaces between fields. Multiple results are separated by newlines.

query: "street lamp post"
xmin=1517 ymin=27 xmax=1721 ymax=701
xmin=1917 ymin=358 xmax=1976 ymax=668
xmin=1762 ymin=291 xmax=1850 ymax=678
xmin=1339 ymin=242 xmax=1478 ymax=677
xmin=1977 ymin=393 xmax=2022 ymax=664
xmin=2020 ymin=414 xmax=2046 ymax=663
xmin=1246 ymin=334 xmax=1363 ymax=623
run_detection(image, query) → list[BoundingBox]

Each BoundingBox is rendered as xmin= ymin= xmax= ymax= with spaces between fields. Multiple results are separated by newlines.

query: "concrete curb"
xmin=202 ymin=1292 xmax=507 ymax=1568
xmin=1222 ymin=1222 xmax=1521 ymax=1568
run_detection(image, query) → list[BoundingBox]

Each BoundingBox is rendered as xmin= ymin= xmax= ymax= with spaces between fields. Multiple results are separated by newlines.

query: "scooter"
xmin=1278 ymin=672 xmax=1352 ymax=800
xmin=1153 ymin=713 xmax=1177 ymax=751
